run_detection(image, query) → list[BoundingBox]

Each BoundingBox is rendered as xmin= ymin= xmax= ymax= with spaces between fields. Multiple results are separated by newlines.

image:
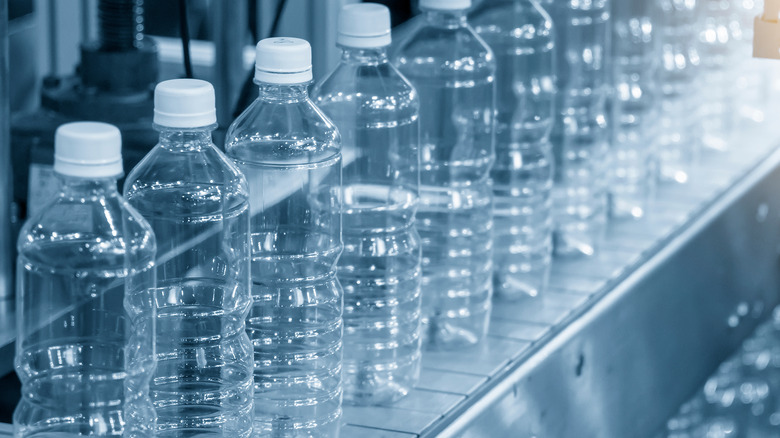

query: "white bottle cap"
xmin=254 ymin=37 xmax=313 ymax=84
xmin=338 ymin=3 xmax=392 ymax=48
xmin=419 ymin=0 xmax=471 ymax=10
xmin=54 ymin=122 xmax=123 ymax=178
xmin=154 ymin=79 xmax=217 ymax=128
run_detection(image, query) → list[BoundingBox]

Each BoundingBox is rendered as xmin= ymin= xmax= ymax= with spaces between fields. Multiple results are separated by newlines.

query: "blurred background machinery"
xmin=8 ymin=0 xmax=419 ymax=232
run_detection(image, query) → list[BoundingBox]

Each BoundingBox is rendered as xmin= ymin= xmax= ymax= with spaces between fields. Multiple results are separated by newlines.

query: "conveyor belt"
xmin=2 ymin=120 xmax=780 ymax=436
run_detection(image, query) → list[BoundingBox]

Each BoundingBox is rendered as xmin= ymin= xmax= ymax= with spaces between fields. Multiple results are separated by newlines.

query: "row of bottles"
xmin=14 ymin=0 xmax=771 ymax=436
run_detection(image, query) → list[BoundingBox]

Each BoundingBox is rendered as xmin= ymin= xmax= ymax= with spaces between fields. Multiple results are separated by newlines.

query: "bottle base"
xmin=657 ymin=166 xmax=691 ymax=185
xmin=252 ymin=415 xmax=341 ymax=438
xmin=552 ymin=221 xmax=604 ymax=258
xmin=493 ymin=268 xmax=549 ymax=302
xmin=343 ymin=378 xmax=413 ymax=406
xmin=154 ymin=404 xmax=253 ymax=438
xmin=342 ymin=355 xmax=421 ymax=406
xmin=607 ymin=192 xmax=647 ymax=221
xmin=422 ymin=316 xmax=490 ymax=351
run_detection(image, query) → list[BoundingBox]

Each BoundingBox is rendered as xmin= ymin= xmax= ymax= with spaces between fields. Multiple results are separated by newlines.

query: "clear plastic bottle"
xmin=543 ymin=0 xmax=611 ymax=257
xmin=609 ymin=0 xmax=658 ymax=219
xmin=393 ymin=0 xmax=496 ymax=349
xmin=470 ymin=0 xmax=555 ymax=301
xmin=123 ymin=80 xmax=254 ymax=437
xmin=312 ymin=3 xmax=422 ymax=405
xmin=225 ymin=38 xmax=343 ymax=437
xmin=655 ymin=0 xmax=702 ymax=184
xmin=14 ymin=122 xmax=157 ymax=437
xmin=698 ymin=0 xmax=737 ymax=153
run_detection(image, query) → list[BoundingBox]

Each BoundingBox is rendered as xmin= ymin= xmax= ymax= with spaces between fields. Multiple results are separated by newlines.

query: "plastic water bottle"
xmin=609 ymin=0 xmax=658 ymax=219
xmin=123 ymin=80 xmax=254 ymax=437
xmin=225 ymin=38 xmax=343 ymax=437
xmin=14 ymin=122 xmax=157 ymax=437
xmin=470 ymin=0 xmax=555 ymax=301
xmin=312 ymin=4 xmax=422 ymax=405
xmin=544 ymin=0 xmax=611 ymax=257
xmin=655 ymin=0 xmax=701 ymax=184
xmin=698 ymin=0 xmax=737 ymax=153
xmin=393 ymin=0 xmax=496 ymax=349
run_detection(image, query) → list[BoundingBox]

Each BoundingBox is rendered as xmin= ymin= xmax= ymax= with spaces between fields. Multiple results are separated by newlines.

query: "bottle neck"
xmin=158 ymin=128 xmax=214 ymax=151
xmin=60 ymin=176 xmax=119 ymax=197
xmin=339 ymin=46 xmax=390 ymax=66
xmin=256 ymin=82 xmax=311 ymax=103
xmin=423 ymin=9 xmax=468 ymax=28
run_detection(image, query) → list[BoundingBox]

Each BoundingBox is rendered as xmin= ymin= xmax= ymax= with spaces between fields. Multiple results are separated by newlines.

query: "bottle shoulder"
xmin=225 ymin=98 xmax=341 ymax=166
xmin=18 ymin=192 xmax=156 ymax=267
xmin=470 ymin=1 xmax=555 ymax=58
xmin=393 ymin=22 xmax=496 ymax=77
xmin=124 ymin=143 xmax=249 ymax=197
xmin=312 ymin=63 xmax=420 ymax=121
xmin=470 ymin=1 xmax=553 ymax=31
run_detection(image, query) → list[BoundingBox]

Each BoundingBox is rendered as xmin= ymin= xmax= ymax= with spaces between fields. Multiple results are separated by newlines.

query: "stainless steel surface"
xmin=212 ymin=0 xmax=247 ymax=127
xmin=0 ymin=0 xmax=12 ymax=300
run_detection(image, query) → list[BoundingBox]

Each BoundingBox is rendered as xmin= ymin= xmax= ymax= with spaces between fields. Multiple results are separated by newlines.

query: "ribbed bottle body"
xmin=15 ymin=178 xmax=157 ymax=438
xmin=609 ymin=0 xmax=658 ymax=219
xmin=471 ymin=0 xmax=555 ymax=300
xmin=698 ymin=0 xmax=738 ymax=153
xmin=314 ymin=51 xmax=423 ymax=404
xmin=655 ymin=0 xmax=702 ymax=184
xmin=124 ymin=130 xmax=254 ymax=437
xmin=545 ymin=0 xmax=611 ymax=257
xmin=226 ymin=85 xmax=344 ymax=437
xmin=394 ymin=10 xmax=497 ymax=349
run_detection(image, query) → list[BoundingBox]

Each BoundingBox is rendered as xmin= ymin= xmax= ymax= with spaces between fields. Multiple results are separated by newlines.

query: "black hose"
xmin=268 ymin=0 xmax=287 ymax=40
xmin=178 ymin=0 xmax=193 ymax=78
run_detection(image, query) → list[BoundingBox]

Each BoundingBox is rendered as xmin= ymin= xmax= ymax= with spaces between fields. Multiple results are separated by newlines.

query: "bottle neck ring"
xmin=255 ymin=82 xmax=311 ymax=102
